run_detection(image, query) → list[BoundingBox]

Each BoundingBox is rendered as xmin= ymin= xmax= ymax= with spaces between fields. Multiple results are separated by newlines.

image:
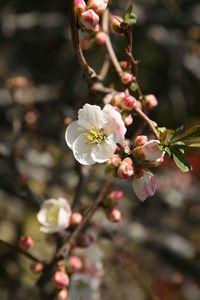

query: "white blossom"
xmin=65 ymin=104 xmax=126 ymax=165
xmin=37 ymin=198 xmax=71 ymax=233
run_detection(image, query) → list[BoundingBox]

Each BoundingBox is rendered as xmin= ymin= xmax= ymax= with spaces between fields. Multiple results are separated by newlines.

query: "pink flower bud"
xmin=19 ymin=235 xmax=34 ymax=251
xmin=111 ymin=92 xmax=126 ymax=108
xmin=31 ymin=262 xmax=44 ymax=274
xmin=121 ymin=72 xmax=135 ymax=85
xmin=75 ymin=0 xmax=86 ymax=15
xmin=120 ymin=61 xmax=128 ymax=70
xmin=76 ymin=233 xmax=94 ymax=248
xmin=107 ymin=208 xmax=122 ymax=223
xmin=132 ymin=169 xmax=156 ymax=201
xmin=105 ymin=190 xmax=124 ymax=207
xmin=70 ymin=212 xmax=83 ymax=226
xmin=53 ymin=271 xmax=69 ymax=288
xmin=56 ymin=288 xmax=69 ymax=300
xmin=146 ymin=157 xmax=164 ymax=168
xmin=135 ymin=135 xmax=148 ymax=146
xmin=123 ymin=113 xmax=133 ymax=126
xmin=110 ymin=15 xmax=123 ymax=34
xmin=145 ymin=94 xmax=158 ymax=110
xmin=122 ymin=157 xmax=133 ymax=165
xmin=69 ymin=256 xmax=83 ymax=273
xmin=87 ymin=0 xmax=109 ymax=16
xmin=133 ymin=140 xmax=164 ymax=162
xmin=79 ymin=9 xmax=99 ymax=32
xmin=96 ymin=31 xmax=108 ymax=45
xmin=136 ymin=100 xmax=142 ymax=110
xmin=121 ymin=95 xmax=136 ymax=110
xmin=117 ymin=160 xmax=134 ymax=179
xmin=107 ymin=154 xmax=121 ymax=168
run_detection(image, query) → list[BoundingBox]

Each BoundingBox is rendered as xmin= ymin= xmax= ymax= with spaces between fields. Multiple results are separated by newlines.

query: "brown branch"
xmin=134 ymin=107 xmax=160 ymax=139
xmin=0 ymin=239 xmax=45 ymax=264
xmin=69 ymin=0 xmax=98 ymax=86
xmin=99 ymin=55 xmax=111 ymax=81
xmin=56 ymin=180 xmax=112 ymax=260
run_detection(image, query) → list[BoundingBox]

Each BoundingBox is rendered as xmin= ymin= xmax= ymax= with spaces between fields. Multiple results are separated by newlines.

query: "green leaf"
xmin=174 ymin=125 xmax=200 ymax=142
xmin=171 ymin=125 xmax=184 ymax=141
xmin=129 ymin=82 xmax=138 ymax=92
xmin=172 ymin=149 xmax=192 ymax=172
xmin=165 ymin=146 xmax=172 ymax=158
xmin=122 ymin=13 xmax=137 ymax=27
xmin=158 ymin=127 xmax=174 ymax=143
xmin=124 ymin=4 xmax=133 ymax=20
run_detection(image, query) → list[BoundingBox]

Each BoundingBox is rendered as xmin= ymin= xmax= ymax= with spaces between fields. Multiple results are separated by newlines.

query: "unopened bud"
xmin=56 ymin=288 xmax=69 ymax=300
xmin=75 ymin=0 xmax=86 ymax=15
xmin=76 ymin=233 xmax=94 ymax=248
xmin=53 ymin=271 xmax=69 ymax=288
xmin=107 ymin=154 xmax=121 ymax=168
xmin=19 ymin=235 xmax=34 ymax=251
xmin=79 ymin=9 xmax=99 ymax=32
xmin=120 ymin=61 xmax=129 ymax=70
xmin=96 ymin=31 xmax=108 ymax=45
xmin=117 ymin=160 xmax=134 ymax=179
xmin=80 ymin=34 xmax=94 ymax=50
xmin=64 ymin=117 xmax=72 ymax=126
xmin=111 ymin=92 xmax=126 ymax=108
xmin=145 ymin=94 xmax=158 ymax=110
xmin=110 ymin=15 xmax=123 ymax=34
xmin=121 ymin=94 xmax=136 ymax=110
xmin=146 ymin=157 xmax=164 ymax=168
xmin=105 ymin=190 xmax=124 ymax=207
xmin=133 ymin=140 xmax=164 ymax=162
xmin=70 ymin=212 xmax=83 ymax=226
xmin=132 ymin=169 xmax=156 ymax=201
xmin=122 ymin=113 xmax=133 ymax=126
xmin=107 ymin=209 xmax=122 ymax=223
xmin=135 ymin=135 xmax=148 ymax=146
xmin=121 ymin=72 xmax=135 ymax=85
xmin=31 ymin=262 xmax=44 ymax=274
xmin=87 ymin=0 xmax=109 ymax=16
xmin=69 ymin=256 xmax=83 ymax=273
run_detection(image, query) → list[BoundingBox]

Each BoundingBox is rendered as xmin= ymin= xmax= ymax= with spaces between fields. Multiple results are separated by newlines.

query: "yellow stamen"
xmin=47 ymin=206 xmax=59 ymax=226
xmin=84 ymin=127 xmax=106 ymax=144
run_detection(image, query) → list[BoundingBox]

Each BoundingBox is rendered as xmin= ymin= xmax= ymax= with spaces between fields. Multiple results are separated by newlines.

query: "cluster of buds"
xmin=75 ymin=0 xmax=109 ymax=32
xmin=53 ymin=271 xmax=70 ymax=300
xmin=103 ymin=190 xmax=124 ymax=223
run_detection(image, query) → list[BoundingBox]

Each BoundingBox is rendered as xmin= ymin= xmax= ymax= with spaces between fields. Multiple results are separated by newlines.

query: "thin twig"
xmin=0 ymin=239 xmax=45 ymax=264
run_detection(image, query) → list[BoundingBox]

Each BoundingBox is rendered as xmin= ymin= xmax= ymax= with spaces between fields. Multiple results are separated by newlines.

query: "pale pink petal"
xmin=78 ymin=104 xmax=106 ymax=129
xmin=65 ymin=121 xmax=83 ymax=150
xmin=142 ymin=140 xmax=164 ymax=161
xmin=72 ymin=134 xmax=95 ymax=165
xmin=91 ymin=139 xmax=117 ymax=163
xmin=132 ymin=170 xmax=156 ymax=201
xmin=103 ymin=104 xmax=126 ymax=143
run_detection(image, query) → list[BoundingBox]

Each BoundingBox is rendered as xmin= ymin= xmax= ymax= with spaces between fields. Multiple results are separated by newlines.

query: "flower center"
xmin=47 ymin=206 xmax=59 ymax=226
xmin=84 ymin=127 xmax=106 ymax=145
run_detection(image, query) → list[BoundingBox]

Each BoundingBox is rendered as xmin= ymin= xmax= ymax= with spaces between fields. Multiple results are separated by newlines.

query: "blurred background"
xmin=0 ymin=0 xmax=200 ymax=299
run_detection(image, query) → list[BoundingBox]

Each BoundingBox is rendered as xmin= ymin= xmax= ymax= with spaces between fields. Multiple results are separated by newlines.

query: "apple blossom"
xmin=37 ymin=198 xmax=72 ymax=233
xmin=133 ymin=140 xmax=164 ymax=162
xmin=132 ymin=169 xmax=156 ymax=201
xmin=87 ymin=0 xmax=109 ymax=16
xmin=79 ymin=9 xmax=99 ymax=32
xmin=65 ymin=103 xmax=126 ymax=165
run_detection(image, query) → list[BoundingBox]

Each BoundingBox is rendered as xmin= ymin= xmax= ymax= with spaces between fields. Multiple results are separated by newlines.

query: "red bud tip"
xmin=31 ymin=262 xmax=44 ymax=274
xmin=19 ymin=235 xmax=34 ymax=251
xmin=56 ymin=288 xmax=69 ymax=300
xmin=107 ymin=209 xmax=122 ymax=223
xmin=53 ymin=271 xmax=69 ymax=288
xmin=69 ymin=256 xmax=83 ymax=273
xmin=70 ymin=212 xmax=83 ymax=226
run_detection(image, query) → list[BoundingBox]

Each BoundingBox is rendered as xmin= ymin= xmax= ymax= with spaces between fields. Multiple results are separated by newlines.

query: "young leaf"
xmin=171 ymin=125 xmax=184 ymax=141
xmin=174 ymin=125 xmax=200 ymax=142
xmin=124 ymin=4 xmax=133 ymax=20
xmin=172 ymin=149 xmax=192 ymax=172
xmin=165 ymin=146 xmax=172 ymax=158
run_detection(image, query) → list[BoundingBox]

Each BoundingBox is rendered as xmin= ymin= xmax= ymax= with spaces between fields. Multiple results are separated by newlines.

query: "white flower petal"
xmin=132 ymin=171 xmax=156 ymax=201
xmin=78 ymin=104 xmax=107 ymax=129
xmin=37 ymin=199 xmax=57 ymax=227
xmin=40 ymin=226 xmax=59 ymax=234
xmin=65 ymin=121 xmax=83 ymax=150
xmin=72 ymin=134 xmax=95 ymax=165
xmin=103 ymin=104 xmax=126 ymax=143
xmin=57 ymin=207 xmax=71 ymax=229
xmin=91 ymin=139 xmax=117 ymax=163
